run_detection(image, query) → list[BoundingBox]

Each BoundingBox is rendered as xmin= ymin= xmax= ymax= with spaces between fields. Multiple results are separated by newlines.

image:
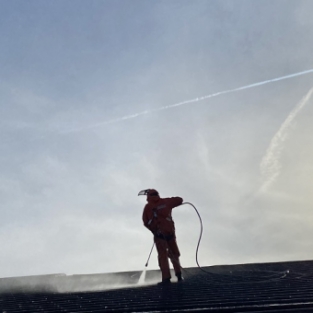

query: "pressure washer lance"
xmin=145 ymin=242 xmax=155 ymax=267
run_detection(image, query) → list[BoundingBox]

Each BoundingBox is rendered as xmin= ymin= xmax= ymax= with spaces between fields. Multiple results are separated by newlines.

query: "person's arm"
xmin=142 ymin=206 xmax=156 ymax=234
xmin=142 ymin=207 xmax=150 ymax=228
xmin=168 ymin=196 xmax=183 ymax=208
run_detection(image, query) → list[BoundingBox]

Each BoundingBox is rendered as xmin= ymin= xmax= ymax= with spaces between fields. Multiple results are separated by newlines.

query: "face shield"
xmin=138 ymin=189 xmax=150 ymax=196
xmin=138 ymin=189 xmax=159 ymax=197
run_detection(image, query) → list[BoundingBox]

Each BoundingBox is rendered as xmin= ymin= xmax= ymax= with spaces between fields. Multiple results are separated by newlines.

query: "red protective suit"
xmin=142 ymin=190 xmax=183 ymax=281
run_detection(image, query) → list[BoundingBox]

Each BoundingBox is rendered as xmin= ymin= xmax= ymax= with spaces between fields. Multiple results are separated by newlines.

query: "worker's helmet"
xmin=138 ymin=189 xmax=159 ymax=197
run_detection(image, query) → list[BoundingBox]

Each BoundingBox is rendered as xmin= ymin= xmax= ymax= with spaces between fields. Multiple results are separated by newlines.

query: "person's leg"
xmin=167 ymin=236 xmax=182 ymax=278
xmin=154 ymin=237 xmax=171 ymax=281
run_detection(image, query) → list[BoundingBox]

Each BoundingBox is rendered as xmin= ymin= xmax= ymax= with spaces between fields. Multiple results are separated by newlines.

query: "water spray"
xmin=137 ymin=269 xmax=146 ymax=285
xmin=137 ymin=241 xmax=155 ymax=285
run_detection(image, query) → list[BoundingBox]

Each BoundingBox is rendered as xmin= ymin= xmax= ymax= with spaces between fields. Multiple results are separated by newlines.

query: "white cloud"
xmin=260 ymin=87 xmax=313 ymax=192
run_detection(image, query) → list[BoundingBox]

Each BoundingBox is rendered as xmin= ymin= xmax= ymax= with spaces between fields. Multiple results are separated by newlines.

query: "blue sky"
xmin=1 ymin=0 xmax=313 ymax=278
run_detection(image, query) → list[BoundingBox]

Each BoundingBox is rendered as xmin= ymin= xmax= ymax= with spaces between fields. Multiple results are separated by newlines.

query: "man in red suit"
xmin=139 ymin=188 xmax=183 ymax=284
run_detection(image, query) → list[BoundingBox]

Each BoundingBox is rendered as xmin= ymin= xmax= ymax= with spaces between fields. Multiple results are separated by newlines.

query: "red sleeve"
xmin=142 ymin=205 xmax=149 ymax=226
xmin=166 ymin=197 xmax=183 ymax=208
xmin=142 ymin=204 xmax=157 ymax=233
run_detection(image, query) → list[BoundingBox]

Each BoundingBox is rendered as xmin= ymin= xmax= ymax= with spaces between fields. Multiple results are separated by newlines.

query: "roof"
xmin=1 ymin=260 xmax=313 ymax=312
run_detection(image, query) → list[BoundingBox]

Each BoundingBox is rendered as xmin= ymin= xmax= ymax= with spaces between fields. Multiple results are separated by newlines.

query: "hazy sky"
xmin=1 ymin=0 xmax=313 ymax=278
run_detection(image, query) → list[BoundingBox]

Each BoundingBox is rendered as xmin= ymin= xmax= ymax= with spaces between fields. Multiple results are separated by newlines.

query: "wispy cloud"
xmin=61 ymin=68 xmax=313 ymax=133
xmin=260 ymin=87 xmax=313 ymax=192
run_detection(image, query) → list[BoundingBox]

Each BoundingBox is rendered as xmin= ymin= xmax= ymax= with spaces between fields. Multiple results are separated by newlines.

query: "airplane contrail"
xmin=259 ymin=87 xmax=313 ymax=193
xmin=63 ymin=68 xmax=313 ymax=133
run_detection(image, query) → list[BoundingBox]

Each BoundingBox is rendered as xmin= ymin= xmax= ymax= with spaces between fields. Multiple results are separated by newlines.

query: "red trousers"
xmin=154 ymin=235 xmax=181 ymax=280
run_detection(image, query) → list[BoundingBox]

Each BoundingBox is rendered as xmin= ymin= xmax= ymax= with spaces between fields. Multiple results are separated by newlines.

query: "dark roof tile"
xmin=1 ymin=260 xmax=313 ymax=312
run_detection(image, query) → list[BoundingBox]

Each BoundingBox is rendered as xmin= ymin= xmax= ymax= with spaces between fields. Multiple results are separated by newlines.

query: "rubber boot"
xmin=176 ymin=272 xmax=184 ymax=282
xmin=157 ymin=278 xmax=171 ymax=285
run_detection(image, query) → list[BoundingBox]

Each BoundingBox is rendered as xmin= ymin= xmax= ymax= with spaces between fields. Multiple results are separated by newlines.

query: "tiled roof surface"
xmin=1 ymin=260 xmax=313 ymax=312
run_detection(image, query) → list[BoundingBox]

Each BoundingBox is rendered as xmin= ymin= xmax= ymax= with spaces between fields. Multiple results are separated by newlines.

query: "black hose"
xmin=181 ymin=202 xmax=205 ymax=271
xmin=181 ymin=202 xmax=289 ymax=282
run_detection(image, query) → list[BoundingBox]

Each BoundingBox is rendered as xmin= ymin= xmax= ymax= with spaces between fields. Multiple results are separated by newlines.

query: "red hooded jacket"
xmin=142 ymin=196 xmax=183 ymax=236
